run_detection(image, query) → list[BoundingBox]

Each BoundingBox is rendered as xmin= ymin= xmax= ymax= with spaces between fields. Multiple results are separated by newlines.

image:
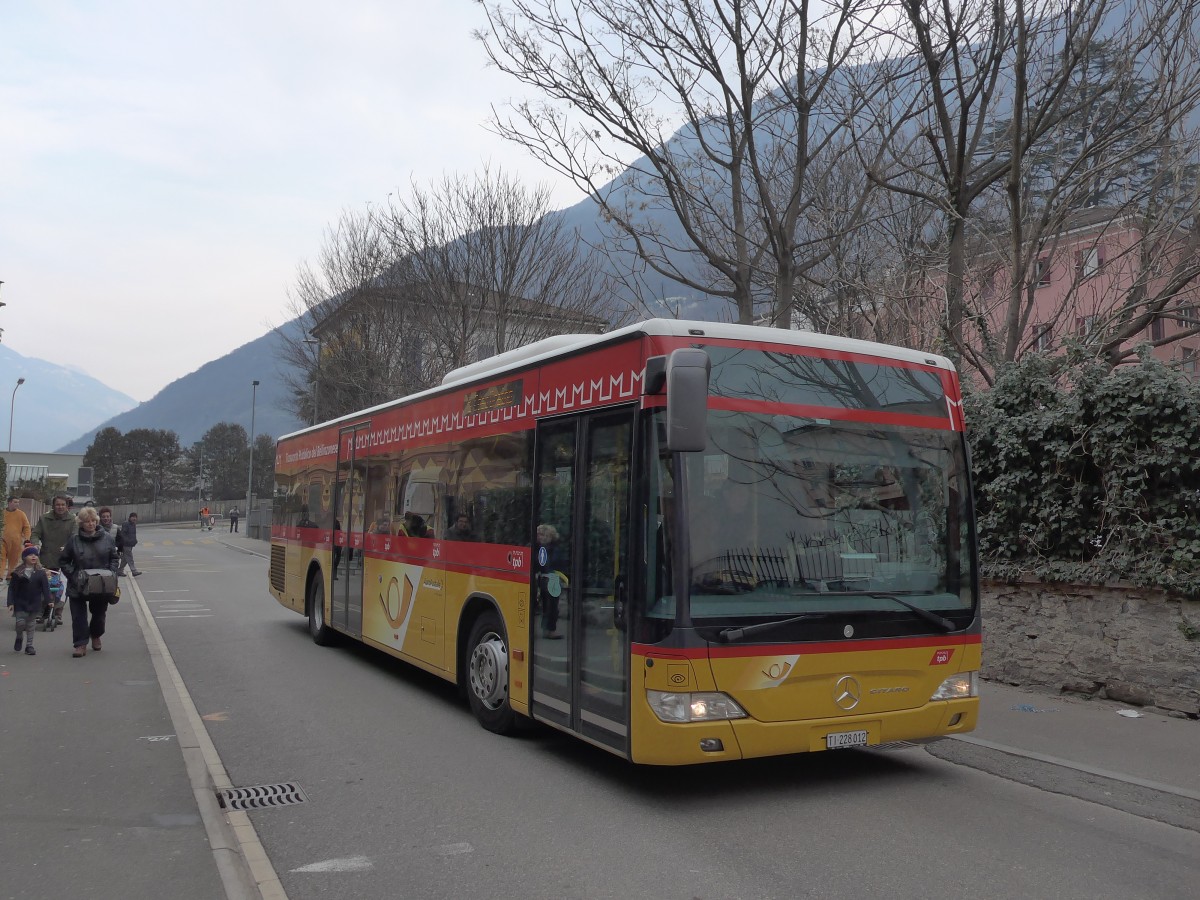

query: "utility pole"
xmin=246 ymin=380 xmax=260 ymax=531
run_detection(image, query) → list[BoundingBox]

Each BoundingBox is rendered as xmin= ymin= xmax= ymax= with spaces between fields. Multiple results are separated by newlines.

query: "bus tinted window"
xmin=449 ymin=432 xmax=533 ymax=545
xmin=705 ymin=346 xmax=948 ymax=418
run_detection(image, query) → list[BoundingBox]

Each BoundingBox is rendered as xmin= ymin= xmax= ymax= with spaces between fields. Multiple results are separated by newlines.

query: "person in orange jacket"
xmin=3 ymin=496 xmax=33 ymax=579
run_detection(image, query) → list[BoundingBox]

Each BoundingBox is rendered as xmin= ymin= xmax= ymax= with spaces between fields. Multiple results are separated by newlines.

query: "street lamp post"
xmin=8 ymin=377 xmax=25 ymax=451
xmin=246 ymin=380 xmax=260 ymax=532
xmin=303 ymin=336 xmax=321 ymax=425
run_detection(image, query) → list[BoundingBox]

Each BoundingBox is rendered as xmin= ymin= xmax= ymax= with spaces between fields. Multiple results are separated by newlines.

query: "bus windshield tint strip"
xmin=705 ymin=347 xmax=948 ymax=419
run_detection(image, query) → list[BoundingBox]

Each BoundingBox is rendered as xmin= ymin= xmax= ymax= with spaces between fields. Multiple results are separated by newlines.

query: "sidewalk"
xmin=963 ymin=679 xmax=1200 ymax=799
xmin=0 ymin=565 xmax=279 ymax=900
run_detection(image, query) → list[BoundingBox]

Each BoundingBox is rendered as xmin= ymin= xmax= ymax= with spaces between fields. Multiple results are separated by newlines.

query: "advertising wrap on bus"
xmin=269 ymin=319 xmax=980 ymax=765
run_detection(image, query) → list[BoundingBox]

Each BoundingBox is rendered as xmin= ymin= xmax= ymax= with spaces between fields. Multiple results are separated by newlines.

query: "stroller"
xmin=40 ymin=569 xmax=66 ymax=631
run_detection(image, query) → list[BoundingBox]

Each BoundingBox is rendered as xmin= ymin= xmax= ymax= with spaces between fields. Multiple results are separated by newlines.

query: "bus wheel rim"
xmin=470 ymin=632 xmax=508 ymax=710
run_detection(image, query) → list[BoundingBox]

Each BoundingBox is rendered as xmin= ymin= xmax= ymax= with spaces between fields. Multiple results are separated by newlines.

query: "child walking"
xmin=8 ymin=545 xmax=51 ymax=655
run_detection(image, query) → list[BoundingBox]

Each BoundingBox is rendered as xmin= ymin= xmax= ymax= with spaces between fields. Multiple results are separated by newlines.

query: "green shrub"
xmin=966 ymin=353 xmax=1200 ymax=597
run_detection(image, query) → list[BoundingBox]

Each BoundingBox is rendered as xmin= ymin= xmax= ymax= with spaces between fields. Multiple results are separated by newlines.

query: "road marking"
xmin=139 ymin=734 xmax=177 ymax=742
xmin=434 ymin=842 xmax=474 ymax=857
xmin=202 ymin=712 xmax=229 ymax=722
xmin=155 ymin=614 xmax=214 ymax=619
xmin=144 ymin=589 xmax=192 ymax=594
xmin=290 ymin=856 xmax=373 ymax=873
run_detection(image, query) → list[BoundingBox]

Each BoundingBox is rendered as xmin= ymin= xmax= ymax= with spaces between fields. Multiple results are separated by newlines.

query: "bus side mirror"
xmin=665 ymin=348 xmax=710 ymax=452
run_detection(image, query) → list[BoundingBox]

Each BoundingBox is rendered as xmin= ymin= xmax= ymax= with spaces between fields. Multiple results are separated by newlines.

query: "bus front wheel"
xmin=307 ymin=574 xmax=334 ymax=646
xmin=466 ymin=611 xmax=516 ymax=734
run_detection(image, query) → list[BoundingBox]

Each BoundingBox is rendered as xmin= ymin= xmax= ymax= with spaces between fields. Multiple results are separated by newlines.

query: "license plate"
xmin=826 ymin=730 xmax=869 ymax=749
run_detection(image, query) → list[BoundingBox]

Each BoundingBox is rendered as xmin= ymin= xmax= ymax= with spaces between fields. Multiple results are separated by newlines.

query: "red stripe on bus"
xmin=633 ymin=633 xmax=981 ymax=659
xmin=270 ymin=530 xmax=532 ymax=578
xmin=705 ymin=396 xmax=954 ymax=430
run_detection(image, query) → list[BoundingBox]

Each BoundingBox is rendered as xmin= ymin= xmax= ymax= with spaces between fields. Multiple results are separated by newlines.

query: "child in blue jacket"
xmin=8 ymin=546 xmax=51 ymax=655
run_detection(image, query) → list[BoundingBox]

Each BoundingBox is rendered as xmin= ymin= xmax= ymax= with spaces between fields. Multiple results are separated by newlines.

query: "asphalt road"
xmin=137 ymin=529 xmax=1200 ymax=900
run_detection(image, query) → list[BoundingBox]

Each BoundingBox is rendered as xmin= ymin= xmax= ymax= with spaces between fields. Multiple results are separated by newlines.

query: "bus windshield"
xmin=645 ymin=408 xmax=975 ymax=633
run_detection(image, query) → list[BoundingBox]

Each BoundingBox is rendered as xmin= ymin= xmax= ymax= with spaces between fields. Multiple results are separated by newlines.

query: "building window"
xmin=1033 ymin=323 xmax=1052 ymax=351
xmin=1035 ymin=257 xmax=1052 ymax=287
xmin=1078 ymin=247 xmax=1104 ymax=278
xmin=1183 ymin=347 xmax=1198 ymax=375
xmin=1150 ymin=317 xmax=1165 ymax=341
xmin=1178 ymin=303 xmax=1200 ymax=327
xmin=1075 ymin=315 xmax=1098 ymax=336
xmin=979 ymin=273 xmax=995 ymax=301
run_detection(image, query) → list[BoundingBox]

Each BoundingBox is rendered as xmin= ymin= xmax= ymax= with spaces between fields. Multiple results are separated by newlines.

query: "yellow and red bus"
xmin=269 ymin=319 xmax=980 ymax=764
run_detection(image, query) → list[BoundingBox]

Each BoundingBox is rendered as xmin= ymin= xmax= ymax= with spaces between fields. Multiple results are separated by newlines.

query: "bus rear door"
xmin=333 ymin=422 xmax=369 ymax=637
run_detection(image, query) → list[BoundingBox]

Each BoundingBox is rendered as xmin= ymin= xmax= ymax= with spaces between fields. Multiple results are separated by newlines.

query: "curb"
xmin=128 ymin=570 xmax=289 ymax=899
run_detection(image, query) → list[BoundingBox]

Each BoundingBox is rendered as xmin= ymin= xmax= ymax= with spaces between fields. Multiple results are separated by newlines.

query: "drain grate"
xmin=217 ymin=782 xmax=308 ymax=811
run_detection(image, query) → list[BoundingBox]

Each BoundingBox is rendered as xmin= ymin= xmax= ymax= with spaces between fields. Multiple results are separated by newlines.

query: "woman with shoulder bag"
xmin=58 ymin=506 xmax=120 ymax=657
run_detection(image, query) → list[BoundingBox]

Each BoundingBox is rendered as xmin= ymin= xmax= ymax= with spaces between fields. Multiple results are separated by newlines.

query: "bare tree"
xmin=791 ymin=153 xmax=944 ymax=348
xmin=476 ymin=0 xmax=906 ymax=326
xmin=280 ymin=207 xmax=422 ymax=423
xmin=936 ymin=2 xmax=1200 ymax=383
xmin=866 ymin=0 xmax=1121 ymax=363
xmin=280 ymin=171 xmax=616 ymax=424
xmin=379 ymin=168 xmax=616 ymax=376
xmin=1002 ymin=15 xmax=1200 ymax=378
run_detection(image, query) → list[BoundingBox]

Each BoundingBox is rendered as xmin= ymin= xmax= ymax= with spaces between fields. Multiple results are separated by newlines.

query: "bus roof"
xmin=279 ymin=319 xmax=956 ymax=443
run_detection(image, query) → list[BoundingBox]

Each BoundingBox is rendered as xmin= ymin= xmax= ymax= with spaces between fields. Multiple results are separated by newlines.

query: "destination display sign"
xmin=463 ymin=379 xmax=523 ymax=414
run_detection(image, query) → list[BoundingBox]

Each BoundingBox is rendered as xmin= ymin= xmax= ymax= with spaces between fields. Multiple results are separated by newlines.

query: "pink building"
xmin=961 ymin=207 xmax=1200 ymax=379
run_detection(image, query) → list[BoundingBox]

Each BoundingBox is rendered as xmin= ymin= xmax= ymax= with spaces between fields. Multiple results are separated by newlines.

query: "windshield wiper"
xmin=715 ymin=613 xmax=830 ymax=643
xmin=869 ymin=593 xmax=956 ymax=633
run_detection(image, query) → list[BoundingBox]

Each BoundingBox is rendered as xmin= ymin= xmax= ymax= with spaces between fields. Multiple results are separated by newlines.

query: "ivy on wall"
xmin=966 ymin=353 xmax=1200 ymax=598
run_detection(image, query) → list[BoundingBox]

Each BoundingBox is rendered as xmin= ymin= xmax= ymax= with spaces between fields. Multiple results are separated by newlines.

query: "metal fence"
xmin=95 ymin=498 xmax=271 ymax=541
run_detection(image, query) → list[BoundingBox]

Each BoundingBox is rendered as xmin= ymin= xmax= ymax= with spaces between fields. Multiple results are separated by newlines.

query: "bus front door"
xmin=531 ymin=409 xmax=633 ymax=755
xmin=333 ymin=423 xmax=369 ymax=637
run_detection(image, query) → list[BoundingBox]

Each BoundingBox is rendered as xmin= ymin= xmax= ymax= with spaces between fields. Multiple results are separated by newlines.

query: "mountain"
xmin=0 ymin=345 xmax=138 ymax=452
xmin=56 ymin=322 xmax=307 ymax=453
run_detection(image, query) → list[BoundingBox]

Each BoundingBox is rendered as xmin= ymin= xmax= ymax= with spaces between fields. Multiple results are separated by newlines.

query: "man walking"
xmin=118 ymin=512 xmax=142 ymax=576
xmin=31 ymin=495 xmax=76 ymax=571
xmin=229 ymin=506 xmax=240 ymax=533
xmin=31 ymin=495 xmax=76 ymax=627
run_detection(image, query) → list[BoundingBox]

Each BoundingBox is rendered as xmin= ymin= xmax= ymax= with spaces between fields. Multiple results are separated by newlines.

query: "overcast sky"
xmin=0 ymin=1 xmax=584 ymax=402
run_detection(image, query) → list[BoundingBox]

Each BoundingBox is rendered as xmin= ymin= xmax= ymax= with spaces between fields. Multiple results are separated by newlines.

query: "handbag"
xmin=76 ymin=568 xmax=118 ymax=596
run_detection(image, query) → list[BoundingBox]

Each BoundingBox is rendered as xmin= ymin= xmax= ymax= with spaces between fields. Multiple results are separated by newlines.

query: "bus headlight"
xmin=931 ymin=671 xmax=978 ymax=701
xmin=647 ymin=690 xmax=748 ymax=723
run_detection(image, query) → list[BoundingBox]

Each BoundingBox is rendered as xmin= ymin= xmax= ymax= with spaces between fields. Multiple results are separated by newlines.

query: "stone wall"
xmin=982 ymin=579 xmax=1200 ymax=718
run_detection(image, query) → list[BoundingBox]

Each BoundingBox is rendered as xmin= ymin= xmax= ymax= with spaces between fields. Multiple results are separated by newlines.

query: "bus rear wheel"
xmin=307 ymin=574 xmax=334 ymax=646
xmin=466 ymin=611 xmax=516 ymax=734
